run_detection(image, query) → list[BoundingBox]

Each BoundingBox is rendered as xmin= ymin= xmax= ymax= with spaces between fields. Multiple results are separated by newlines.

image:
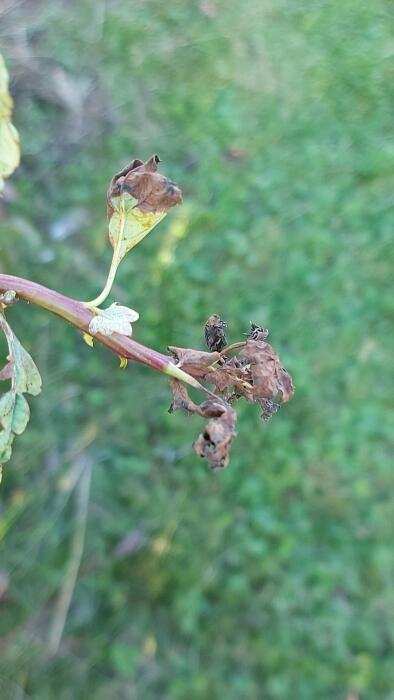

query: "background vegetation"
xmin=0 ymin=1 xmax=393 ymax=698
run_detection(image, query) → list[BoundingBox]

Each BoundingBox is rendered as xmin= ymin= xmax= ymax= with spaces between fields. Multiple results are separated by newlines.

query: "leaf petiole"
xmin=84 ymin=195 xmax=126 ymax=308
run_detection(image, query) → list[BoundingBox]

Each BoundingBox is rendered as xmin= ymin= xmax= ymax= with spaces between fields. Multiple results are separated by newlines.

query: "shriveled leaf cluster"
xmin=0 ymin=52 xmax=20 ymax=191
xmin=168 ymin=318 xmax=294 ymax=469
xmin=0 ymin=313 xmax=42 ymax=465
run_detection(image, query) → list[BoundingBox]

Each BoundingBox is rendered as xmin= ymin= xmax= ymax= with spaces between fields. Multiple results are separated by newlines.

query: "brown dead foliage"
xmin=194 ymin=405 xmax=237 ymax=471
xmin=240 ymin=339 xmax=294 ymax=403
xmin=168 ymin=346 xmax=221 ymax=379
xmin=167 ymin=320 xmax=294 ymax=470
xmin=107 ymin=155 xmax=182 ymax=217
xmin=169 ymin=380 xmax=236 ymax=469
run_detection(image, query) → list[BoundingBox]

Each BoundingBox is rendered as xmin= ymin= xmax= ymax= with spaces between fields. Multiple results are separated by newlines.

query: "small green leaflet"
xmin=0 ymin=312 xmax=42 ymax=467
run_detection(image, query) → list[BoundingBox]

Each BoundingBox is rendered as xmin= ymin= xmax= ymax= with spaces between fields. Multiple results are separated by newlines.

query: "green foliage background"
xmin=0 ymin=1 xmax=393 ymax=698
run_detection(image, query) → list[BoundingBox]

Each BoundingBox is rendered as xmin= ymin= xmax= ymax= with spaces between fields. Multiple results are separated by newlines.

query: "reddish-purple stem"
xmin=0 ymin=274 xmax=172 ymax=373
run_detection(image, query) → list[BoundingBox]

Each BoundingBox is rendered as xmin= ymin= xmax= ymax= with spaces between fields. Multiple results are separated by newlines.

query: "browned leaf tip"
xmin=168 ymin=346 xmax=220 ymax=379
xmin=194 ymin=404 xmax=237 ymax=470
xmin=240 ymin=338 xmax=294 ymax=403
xmin=107 ymin=155 xmax=182 ymax=217
xmin=204 ymin=314 xmax=227 ymax=352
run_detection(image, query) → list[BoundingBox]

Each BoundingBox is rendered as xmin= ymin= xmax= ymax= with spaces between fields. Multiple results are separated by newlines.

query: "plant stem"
xmin=83 ymin=248 xmax=119 ymax=308
xmin=0 ymin=274 xmax=208 ymax=394
xmin=84 ymin=196 xmax=125 ymax=308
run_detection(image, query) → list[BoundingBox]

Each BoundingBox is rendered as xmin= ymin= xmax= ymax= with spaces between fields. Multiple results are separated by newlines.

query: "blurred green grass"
xmin=0 ymin=0 xmax=393 ymax=698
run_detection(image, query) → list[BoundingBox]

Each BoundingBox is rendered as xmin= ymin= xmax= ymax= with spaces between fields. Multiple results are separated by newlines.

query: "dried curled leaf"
xmin=0 ymin=313 xmax=42 ymax=466
xmin=88 ymin=303 xmax=139 ymax=337
xmin=168 ymin=346 xmax=220 ymax=379
xmin=209 ymin=364 xmax=254 ymax=399
xmin=168 ymin=379 xmax=225 ymax=417
xmin=240 ymin=338 xmax=294 ymax=403
xmin=194 ymin=405 xmax=237 ymax=470
xmin=107 ymin=155 xmax=182 ymax=264
xmin=169 ymin=379 xmax=236 ymax=469
xmin=168 ymin=379 xmax=200 ymax=415
xmin=0 ymin=53 xmax=20 ymax=191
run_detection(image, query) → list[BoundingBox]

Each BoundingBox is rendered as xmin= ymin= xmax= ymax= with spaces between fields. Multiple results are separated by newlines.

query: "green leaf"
xmin=0 ymin=391 xmax=15 ymax=431
xmin=12 ymin=334 xmax=42 ymax=396
xmin=11 ymin=394 xmax=30 ymax=435
xmin=0 ymin=52 xmax=20 ymax=191
xmin=0 ymin=313 xmax=42 ymax=470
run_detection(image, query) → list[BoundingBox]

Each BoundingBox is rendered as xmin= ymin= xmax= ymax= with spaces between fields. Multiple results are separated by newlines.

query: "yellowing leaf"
xmin=85 ymin=157 xmax=182 ymax=308
xmin=0 ymin=52 xmax=20 ymax=191
xmin=108 ymin=193 xmax=166 ymax=265
xmin=88 ymin=303 xmax=139 ymax=337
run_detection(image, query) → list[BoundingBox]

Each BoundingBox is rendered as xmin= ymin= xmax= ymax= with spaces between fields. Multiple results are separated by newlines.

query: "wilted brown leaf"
xmin=168 ymin=346 xmax=221 ymax=379
xmin=169 ymin=380 xmax=226 ymax=418
xmin=194 ymin=405 xmax=237 ymax=470
xmin=208 ymin=364 xmax=253 ymax=399
xmin=240 ymin=339 xmax=294 ymax=403
xmin=168 ymin=379 xmax=200 ymax=415
xmin=107 ymin=154 xmax=182 ymax=218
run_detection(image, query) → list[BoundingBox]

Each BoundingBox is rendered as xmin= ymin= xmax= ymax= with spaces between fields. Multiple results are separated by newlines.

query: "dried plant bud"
xmin=240 ymin=339 xmax=294 ymax=403
xmin=194 ymin=405 xmax=237 ymax=470
xmin=107 ymin=155 xmax=182 ymax=218
xmin=204 ymin=314 xmax=227 ymax=353
xmin=246 ymin=323 xmax=269 ymax=342
xmin=168 ymin=346 xmax=220 ymax=379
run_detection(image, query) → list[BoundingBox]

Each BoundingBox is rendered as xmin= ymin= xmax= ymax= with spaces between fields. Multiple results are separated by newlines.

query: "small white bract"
xmin=88 ymin=303 xmax=139 ymax=337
